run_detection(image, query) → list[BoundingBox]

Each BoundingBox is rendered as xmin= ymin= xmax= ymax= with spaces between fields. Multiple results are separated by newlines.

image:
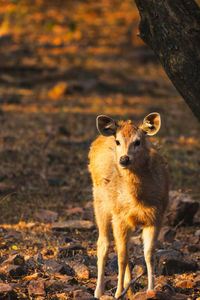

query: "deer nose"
xmin=120 ymin=155 xmax=130 ymax=166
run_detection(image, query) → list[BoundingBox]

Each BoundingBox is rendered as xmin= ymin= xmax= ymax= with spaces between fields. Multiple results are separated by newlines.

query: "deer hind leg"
xmin=142 ymin=226 xmax=159 ymax=291
xmin=94 ymin=206 xmax=111 ymax=299
xmin=113 ymin=218 xmax=131 ymax=299
xmin=124 ymin=263 xmax=133 ymax=299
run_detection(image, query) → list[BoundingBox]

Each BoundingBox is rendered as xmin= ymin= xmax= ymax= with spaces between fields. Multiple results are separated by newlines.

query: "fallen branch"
xmin=116 ymin=272 xmax=144 ymax=300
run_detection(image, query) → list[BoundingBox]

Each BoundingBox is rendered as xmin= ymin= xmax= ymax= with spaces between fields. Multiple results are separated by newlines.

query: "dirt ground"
xmin=0 ymin=1 xmax=199 ymax=299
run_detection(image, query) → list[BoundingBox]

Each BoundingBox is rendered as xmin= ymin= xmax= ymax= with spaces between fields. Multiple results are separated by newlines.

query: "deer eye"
xmin=134 ymin=140 xmax=140 ymax=146
xmin=116 ymin=140 xmax=120 ymax=146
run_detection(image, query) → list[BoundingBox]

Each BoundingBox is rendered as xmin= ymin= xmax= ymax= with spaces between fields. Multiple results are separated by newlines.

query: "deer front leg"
xmin=95 ymin=235 xmax=110 ymax=298
xmin=94 ymin=206 xmax=111 ymax=299
xmin=142 ymin=226 xmax=159 ymax=291
xmin=113 ymin=218 xmax=131 ymax=298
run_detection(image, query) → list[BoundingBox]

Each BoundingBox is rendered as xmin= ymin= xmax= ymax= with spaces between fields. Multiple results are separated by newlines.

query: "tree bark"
xmin=135 ymin=0 xmax=200 ymax=121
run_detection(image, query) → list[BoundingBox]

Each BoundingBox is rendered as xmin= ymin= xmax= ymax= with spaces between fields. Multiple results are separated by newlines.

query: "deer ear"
xmin=96 ymin=115 xmax=118 ymax=136
xmin=141 ymin=112 xmax=161 ymax=136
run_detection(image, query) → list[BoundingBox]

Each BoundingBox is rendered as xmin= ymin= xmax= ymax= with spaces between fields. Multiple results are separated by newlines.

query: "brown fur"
xmin=88 ymin=115 xmax=169 ymax=299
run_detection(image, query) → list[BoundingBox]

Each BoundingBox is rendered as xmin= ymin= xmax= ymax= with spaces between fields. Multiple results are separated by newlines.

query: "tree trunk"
xmin=135 ymin=0 xmax=200 ymax=121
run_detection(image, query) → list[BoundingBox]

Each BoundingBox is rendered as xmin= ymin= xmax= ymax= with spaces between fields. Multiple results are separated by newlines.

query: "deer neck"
xmin=117 ymin=158 xmax=149 ymax=185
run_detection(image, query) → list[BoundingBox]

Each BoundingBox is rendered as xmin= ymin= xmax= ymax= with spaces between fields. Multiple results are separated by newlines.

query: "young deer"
xmin=88 ymin=113 xmax=169 ymax=299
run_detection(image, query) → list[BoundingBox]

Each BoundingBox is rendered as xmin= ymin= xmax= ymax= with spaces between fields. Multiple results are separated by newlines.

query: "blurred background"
xmin=0 ymin=0 xmax=199 ymax=223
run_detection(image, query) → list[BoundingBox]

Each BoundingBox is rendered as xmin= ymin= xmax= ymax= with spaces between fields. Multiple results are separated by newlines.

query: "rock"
xmin=52 ymin=292 xmax=68 ymax=299
xmin=45 ymin=279 xmax=70 ymax=292
xmin=132 ymin=291 xmax=187 ymax=300
xmin=73 ymin=289 xmax=92 ymax=299
xmin=26 ymin=257 xmax=37 ymax=270
xmin=156 ymin=249 xmax=198 ymax=275
xmin=0 ymin=264 xmax=26 ymax=278
xmin=52 ymin=220 xmax=94 ymax=231
xmin=72 ymin=262 xmax=89 ymax=280
xmin=1 ymin=254 xmax=25 ymax=266
xmin=157 ymin=256 xmax=198 ymax=276
xmin=35 ymin=209 xmax=58 ymax=223
xmin=131 ymin=292 xmax=143 ymax=299
xmin=57 ymin=243 xmax=85 ymax=258
xmin=156 ymin=249 xmax=182 ymax=260
xmin=131 ymin=291 xmax=148 ymax=300
xmin=41 ymin=259 xmax=74 ymax=276
xmin=147 ymin=291 xmax=171 ymax=300
xmin=175 ymin=279 xmax=195 ymax=289
xmin=158 ymin=227 xmax=176 ymax=243
xmin=0 ymin=283 xmax=12 ymax=293
xmin=3 ymin=230 xmax=22 ymax=243
xmin=28 ymin=280 xmax=46 ymax=297
xmin=187 ymin=244 xmax=200 ymax=252
xmin=0 ymin=283 xmax=17 ymax=299
xmin=166 ymin=191 xmax=199 ymax=226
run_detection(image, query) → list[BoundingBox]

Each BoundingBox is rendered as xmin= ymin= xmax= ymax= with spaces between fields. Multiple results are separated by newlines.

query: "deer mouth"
xmin=119 ymin=160 xmax=131 ymax=169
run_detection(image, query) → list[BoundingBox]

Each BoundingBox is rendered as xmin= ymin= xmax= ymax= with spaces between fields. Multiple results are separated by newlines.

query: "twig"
xmin=42 ymin=132 xmax=56 ymax=151
xmin=116 ymin=272 xmax=144 ymax=300
xmin=0 ymin=192 xmax=16 ymax=203
xmin=174 ymin=219 xmax=184 ymax=230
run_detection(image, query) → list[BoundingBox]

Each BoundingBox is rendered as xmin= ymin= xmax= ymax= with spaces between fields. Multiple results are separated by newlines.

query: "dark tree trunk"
xmin=135 ymin=0 xmax=200 ymax=121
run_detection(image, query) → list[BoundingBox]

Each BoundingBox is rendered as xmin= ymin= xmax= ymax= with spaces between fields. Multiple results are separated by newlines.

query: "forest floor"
xmin=0 ymin=0 xmax=199 ymax=299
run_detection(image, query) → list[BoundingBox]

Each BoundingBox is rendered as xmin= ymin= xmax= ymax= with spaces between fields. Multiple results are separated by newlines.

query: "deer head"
xmin=96 ymin=113 xmax=161 ymax=168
